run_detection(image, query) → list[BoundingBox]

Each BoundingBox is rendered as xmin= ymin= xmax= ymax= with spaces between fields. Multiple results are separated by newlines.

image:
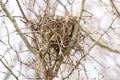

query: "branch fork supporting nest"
xmin=29 ymin=14 xmax=84 ymax=79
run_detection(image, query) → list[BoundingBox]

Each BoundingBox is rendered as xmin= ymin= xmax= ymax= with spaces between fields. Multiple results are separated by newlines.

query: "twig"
xmin=82 ymin=17 xmax=120 ymax=54
xmin=88 ymin=17 xmax=119 ymax=53
xmin=0 ymin=59 xmax=18 ymax=80
xmin=63 ymin=53 xmax=88 ymax=79
xmin=57 ymin=0 xmax=69 ymax=14
xmin=110 ymin=0 xmax=120 ymax=17
xmin=16 ymin=0 xmax=29 ymax=22
xmin=0 ymin=1 xmax=39 ymax=54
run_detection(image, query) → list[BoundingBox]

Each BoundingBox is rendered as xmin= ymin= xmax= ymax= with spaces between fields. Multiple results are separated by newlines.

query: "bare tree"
xmin=0 ymin=0 xmax=120 ymax=80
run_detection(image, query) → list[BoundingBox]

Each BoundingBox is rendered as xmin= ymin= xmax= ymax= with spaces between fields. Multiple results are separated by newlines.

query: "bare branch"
xmin=0 ymin=59 xmax=18 ymax=80
xmin=0 ymin=1 xmax=39 ymax=54
xmin=16 ymin=0 xmax=29 ymax=22
xmin=110 ymin=0 xmax=120 ymax=17
xmin=53 ymin=0 xmax=86 ymax=75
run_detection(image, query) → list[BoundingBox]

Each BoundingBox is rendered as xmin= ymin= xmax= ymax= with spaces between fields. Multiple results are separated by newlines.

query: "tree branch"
xmin=16 ymin=0 xmax=29 ymax=22
xmin=0 ymin=1 xmax=39 ymax=54
xmin=81 ymin=16 xmax=120 ymax=54
xmin=53 ymin=0 xmax=86 ymax=75
xmin=0 ymin=59 xmax=18 ymax=80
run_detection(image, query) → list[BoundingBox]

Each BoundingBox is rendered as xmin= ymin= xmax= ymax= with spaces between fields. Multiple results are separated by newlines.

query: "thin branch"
xmin=16 ymin=0 xmax=29 ymax=22
xmin=57 ymin=0 xmax=69 ymax=14
xmin=88 ymin=17 xmax=118 ymax=53
xmin=110 ymin=0 xmax=120 ymax=17
xmin=90 ymin=36 xmax=120 ymax=53
xmin=0 ymin=59 xmax=18 ymax=80
xmin=0 ymin=1 xmax=39 ymax=54
xmin=63 ymin=53 xmax=88 ymax=79
xmin=82 ymin=17 xmax=120 ymax=54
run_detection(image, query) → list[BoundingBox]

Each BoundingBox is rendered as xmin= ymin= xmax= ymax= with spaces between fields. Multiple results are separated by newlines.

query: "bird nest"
xmin=31 ymin=15 xmax=78 ymax=51
xmin=29 ymin=15 xmax=84 ymax=72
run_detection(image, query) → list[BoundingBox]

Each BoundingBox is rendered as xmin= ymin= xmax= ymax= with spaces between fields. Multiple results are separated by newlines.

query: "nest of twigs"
xmin=30 ymin=15 xmax=84 ymax=69
xmin=31 ymin=15 xmax=77 ymax=50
